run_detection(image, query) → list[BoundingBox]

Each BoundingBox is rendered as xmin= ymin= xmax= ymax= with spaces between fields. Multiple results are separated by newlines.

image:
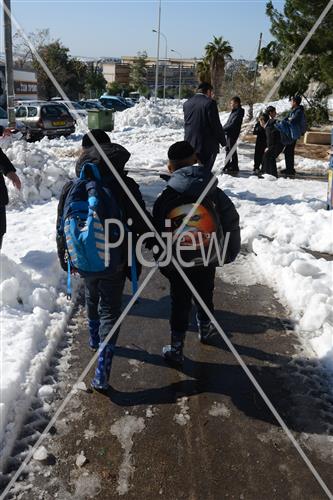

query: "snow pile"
xmin=0 ymin=201 xmax=77 ymax=470
xmin=0 ymin=135 xmax=78 ymax=207
xmin=253 ymin=97 xmax=290 ymax=117
xmin=114 ymin=98 xmax=184 ymax=131
xmin=277 ymin=156 xmax=329 ymax=176
xmin=218 ymin=172 xmax=333 ymax=364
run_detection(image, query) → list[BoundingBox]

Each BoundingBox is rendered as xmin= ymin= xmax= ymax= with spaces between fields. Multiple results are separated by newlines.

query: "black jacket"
xmin=57 ymin=144 xmax=152 ymax=273
xmin=183 ymin=94 xmax=226 ymax=161
xmin=0 ymin=147 xmax=16 ymax=207
xmin=153 ymin=165 xmax=240 ymax=265
xmin=224 ymin=107 xmax=245 ymax=140
xmin=265 ymin=119 xmax=283 ymax=155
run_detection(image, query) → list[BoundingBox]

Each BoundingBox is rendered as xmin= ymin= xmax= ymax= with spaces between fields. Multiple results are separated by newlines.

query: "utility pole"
xmin=248 ymin=32 xmax=262 ymax=121
xmin=3 ymin=0 xmax=16 ymax=127
xmin=154 ymin=0 xmax=161 ymax=103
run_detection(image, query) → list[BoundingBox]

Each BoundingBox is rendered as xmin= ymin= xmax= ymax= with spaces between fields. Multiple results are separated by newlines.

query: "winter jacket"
xmin=183 ymin=94 xmax=226 ymax=162
xmin=224 ymin=107 xmax=245 ymax=140
xmin=288 ymin=105 xmax=307 ymax=137
xmin=265 ymin=119 xmax=283 ymax=155
xmin=0 ymin=147 xmax=16 ymax=207
xmin=153 ymin=165 xmax=241 ymax=265
xmin=57 ymin=143 xmax=152 ymax=274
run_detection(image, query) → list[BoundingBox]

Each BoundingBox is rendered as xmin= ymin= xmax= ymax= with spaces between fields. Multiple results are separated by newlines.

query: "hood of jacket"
xmin=167 ymin=165 xmax=217 ymax=198
xmin=75 ymin=142 xmax=131 ymax=178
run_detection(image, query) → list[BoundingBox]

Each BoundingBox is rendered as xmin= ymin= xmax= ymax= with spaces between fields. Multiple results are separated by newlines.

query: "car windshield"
xmin=41 ymin=105 xmax=71 ymax=118
xmin=70 ymin=102 xmax=84 ymax=110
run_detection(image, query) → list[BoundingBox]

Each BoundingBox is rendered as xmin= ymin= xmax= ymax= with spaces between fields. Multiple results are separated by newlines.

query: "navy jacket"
xmin=183 ymin=94 xmax=226 ymax=161
xmin=153 ymin=165 xmax=241 ymax=264
xmin=224 ymin=107 xmax=245 ymax=140
xmin=288 ymin=105 xmax=307 ymax=136
xmin=0 ymin=147 xmax=16 ymax=207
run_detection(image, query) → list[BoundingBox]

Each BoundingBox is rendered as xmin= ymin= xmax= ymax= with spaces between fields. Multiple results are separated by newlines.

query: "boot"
xmin=88 ymin=319 xmax=100 ymax=351
xmin=197 ymin=315 xmax=217 ymax=344
xmin=162 ymin=331 xmax=185 ymax=367
xmin=91 ymin=343 xmax=114 ymax=391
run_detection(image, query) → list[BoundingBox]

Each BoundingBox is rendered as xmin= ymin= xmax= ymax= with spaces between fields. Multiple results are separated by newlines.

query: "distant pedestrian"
xmin=153 ymin=141 xmax=240 ymax=366
xmin=183 ymin=82 xmax=226 ymax=171
xmin=281 ymin=96 xmax=307 ymax=177
xmin=223 ymin=96 xmax=245 ymax=174
xmin=253 ymin=106 xmax=277 ymax=175
xmin=260 ymin=112 xmax=283 ymax=178
xmin=0 ymin=146 xmax=21 ymax=249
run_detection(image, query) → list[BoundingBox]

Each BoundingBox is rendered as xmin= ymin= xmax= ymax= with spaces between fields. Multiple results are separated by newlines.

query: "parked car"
xmin=129 ymin=92 xmax=141 ymax=103
xmin=0 ymin=107 xmax=8 ymax=129
xmin=15 ymin=103 xmax=75 ymax=141
xmin=125 ymin=98 xmax=135 ymax=107
xmin=99 ymin=96 xmax=129 ymax=112
xmin=50 ymin=99 xmax=88 ymax=119
xmin=78 ymin=100 xmax=106 ymax=111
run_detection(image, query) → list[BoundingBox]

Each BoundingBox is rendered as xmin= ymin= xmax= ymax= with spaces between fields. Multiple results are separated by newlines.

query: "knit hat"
xmin=82 ymin=129 xmax=111 ymax=148
xmin=168 ymin=141 xmax=195 ymax=161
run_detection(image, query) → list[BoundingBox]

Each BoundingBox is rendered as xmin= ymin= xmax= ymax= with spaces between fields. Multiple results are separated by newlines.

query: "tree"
xmin=260 ymin=1 xmax=333 ymax=98
xmin=129 ymin=51 xmax=147 ymax=93
xmin=85 ymin=64 xmax=107 ymax=98
xmin=13 ymin=29 xmax=50 ymax=68
xmin=204 ymin=36 xmax=233 ymax=103
xmin=196 ymin=59 xmax=211 ymax=84
xmin=36 ymin=41 xmax=71 ymax=99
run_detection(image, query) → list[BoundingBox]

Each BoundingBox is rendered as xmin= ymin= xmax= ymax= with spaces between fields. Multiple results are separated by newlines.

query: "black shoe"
xmin=280 ymin=168 xmax=296 ymax=177
xmin=162 ymin=344 xmax=184 ymax=367
xmin=197 ymin=318 xmax=217 ymax=344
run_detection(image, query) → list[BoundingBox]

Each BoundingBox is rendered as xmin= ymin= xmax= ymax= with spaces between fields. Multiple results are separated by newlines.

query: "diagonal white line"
xmin=0 ymin=265 xmax=158 ymax=499
xmin=169 ymin=257 xmax=333 ymax=499
xmin=1 ymin=2 xmax=332 ymax=498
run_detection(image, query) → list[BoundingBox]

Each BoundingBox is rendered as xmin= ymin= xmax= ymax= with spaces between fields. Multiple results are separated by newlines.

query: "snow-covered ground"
xmin=0 ymin=98 xmax=332 ymax=469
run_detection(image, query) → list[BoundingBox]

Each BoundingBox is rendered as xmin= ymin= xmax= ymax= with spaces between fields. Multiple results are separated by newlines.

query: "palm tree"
xmin=204 ymin=36 xmax=233 ymax=104
xmin=196 ymin=59 xmax=211 ymax=84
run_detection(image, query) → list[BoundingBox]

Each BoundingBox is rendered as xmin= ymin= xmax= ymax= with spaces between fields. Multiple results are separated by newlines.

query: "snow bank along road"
xmin=0 ymin=99 xmax=332 ymax=490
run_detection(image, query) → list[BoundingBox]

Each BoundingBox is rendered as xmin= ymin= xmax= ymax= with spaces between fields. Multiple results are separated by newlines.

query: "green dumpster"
xmin=88 ymin=109 xmax=114 ymax=131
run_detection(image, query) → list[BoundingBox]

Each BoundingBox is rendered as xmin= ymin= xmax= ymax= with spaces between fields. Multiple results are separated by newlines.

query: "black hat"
xmin=291 ymin=95 xmax=302 ymax=105
xmin=198 ymin=82 xmax=213 ymax=92
xmin=105 ymin=143 xmax=131 ymax=170
xmin=168 ymin=141 xmax=195 ymax=161
xmin=82 ymin=129 xmax=111 ymax=148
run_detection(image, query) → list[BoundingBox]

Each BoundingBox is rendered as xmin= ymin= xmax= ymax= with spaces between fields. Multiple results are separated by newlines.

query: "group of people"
xmin=253 ymin=95 xmax=306 ymax=178
xmin=183 ymin=82 xmax=307 ymax=178
xmin=0 ymin=82 xmax=307 ymax=395
xmin=56 ymin=129 xmax=240 ymax=392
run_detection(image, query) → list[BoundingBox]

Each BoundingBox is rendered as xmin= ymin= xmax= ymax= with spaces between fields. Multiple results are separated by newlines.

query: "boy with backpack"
xmin=57 ymin=129 xmax=151 ymax=392
xmin=153 ymin=141 xmax=240 ymax=366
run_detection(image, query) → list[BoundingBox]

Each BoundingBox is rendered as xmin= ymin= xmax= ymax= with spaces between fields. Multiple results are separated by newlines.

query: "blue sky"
xmin=10 ymin=0 xmax=285 ymax=60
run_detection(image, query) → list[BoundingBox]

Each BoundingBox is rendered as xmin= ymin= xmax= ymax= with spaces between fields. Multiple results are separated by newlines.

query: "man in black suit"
xmin=223 ymin=96 xmax=244 ymax=173
xmin=260 ymin=112 xmax=283 ymax=178
xmin=183 ymin=82 xmax=226 ymax=171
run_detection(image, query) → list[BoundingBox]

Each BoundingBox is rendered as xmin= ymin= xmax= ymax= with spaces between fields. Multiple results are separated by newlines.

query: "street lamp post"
xmin=171 ymin=49 xmax=183 ymax=103
xmin=153 ymin=29 xmax=167 ymax=104
xmin=154 ymin=0 xmax=162 ymax=103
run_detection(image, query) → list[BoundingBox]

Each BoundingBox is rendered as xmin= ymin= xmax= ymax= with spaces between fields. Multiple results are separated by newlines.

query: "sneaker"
xmin=197 ymin=319 xmax=217 ymax=344
xmin=162 ymin=344 xmax=184 ymax=367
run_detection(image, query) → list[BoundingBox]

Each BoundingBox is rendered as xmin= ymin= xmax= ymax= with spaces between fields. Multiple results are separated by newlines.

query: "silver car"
xmin=15 ymin=102 xmax=75 ymax=141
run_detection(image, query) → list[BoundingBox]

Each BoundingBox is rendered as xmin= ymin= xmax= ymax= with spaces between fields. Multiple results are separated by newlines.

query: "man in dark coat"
xmin=153 ymin=141 xmax=240 ymax=366
xmin=281 ymin=96 xmax=307 ymax=177
xmin=223 ymin=96 xmax=245 ymax=173
xmin=260 ymin=112 xmax=283 ymax=178
xmin=0 ymin=144 xmax=21 ymax=249
xmin=183 ymin=82 xmax=226 ymax=171
xmin=253 ymin=105 xmax=277 ymax=174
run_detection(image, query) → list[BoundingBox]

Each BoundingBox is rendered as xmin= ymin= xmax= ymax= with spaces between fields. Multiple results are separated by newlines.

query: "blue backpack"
xmin=62 ymin=163 xmax=125 ymax=281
